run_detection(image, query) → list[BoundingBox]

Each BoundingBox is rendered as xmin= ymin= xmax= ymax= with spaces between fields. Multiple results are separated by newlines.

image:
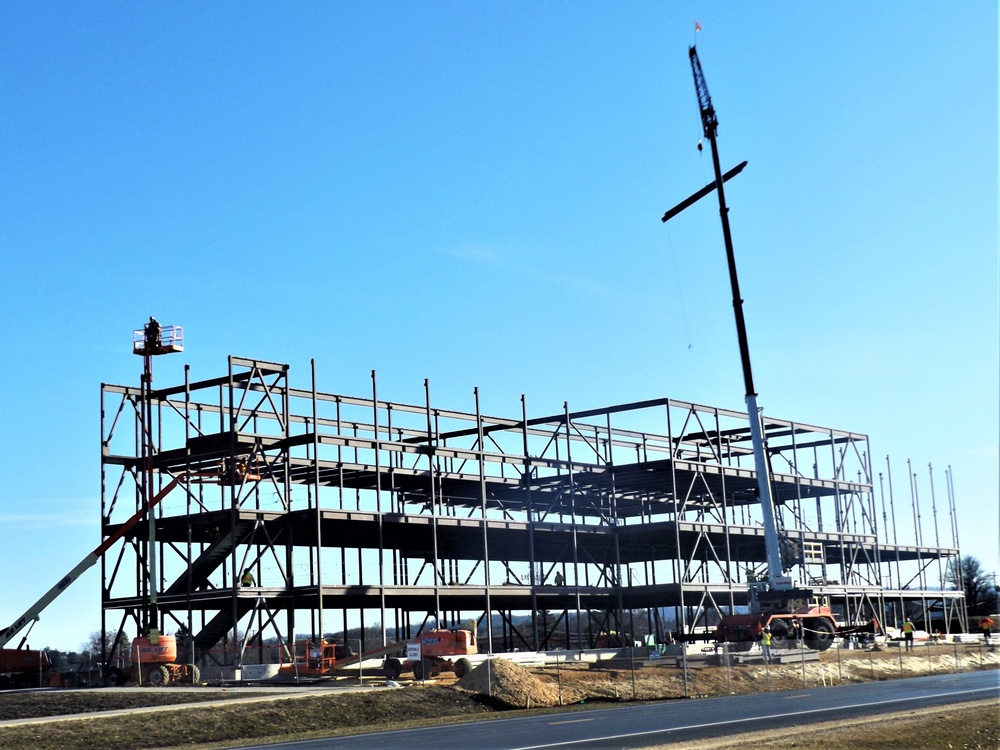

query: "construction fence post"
xmin=630 ymin=644 xmax=636 ymax=701
xmin=723 ymin=642 xmax=731 ymax=696
xmin=836 ymin=640 xmax=842 ymax=684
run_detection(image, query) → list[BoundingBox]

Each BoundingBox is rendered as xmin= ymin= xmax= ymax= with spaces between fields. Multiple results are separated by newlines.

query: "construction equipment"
xmin=104 ymin=632 xmax=200 ymax=687
xmin=664 ymin=46 xmax=845 ymax=651
xmin=0 ymin=471 xmax=215 ymax=686
xmin=279 ymin=628 xmax=479 ymax=681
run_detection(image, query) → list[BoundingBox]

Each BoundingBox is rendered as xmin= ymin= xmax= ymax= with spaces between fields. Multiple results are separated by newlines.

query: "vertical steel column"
xmin=520 ymin=395 xmax=540 ymax=648
xmin=878 ymin=473 xmax=893 ymax=589
xmin=927 ymin=463 xmax=946 ymax=628
xmin=184 ymin=365 xmax=195 ymax=666
xmin=607 ymin=410 xmax=626 ymax=635
xmin=715 ymin=407 xmax=734 ymax=611
xmin=424 ymin=379 xmax=441 ymax=626
xmin=474 ymin=388 xmax=494 ymax=652
xmin=99 ymin=387 xmax=108 ymax=662
xmin=790 ymin=421 xmax=805 ymax=587
xmin=666 ymin=403 xmax=687 ymax=634
xmin=372 ymin=371 xmax=387 ymax=644
xmin=945 ymin=467 xmax=967 ymax=632
xmin=907 ymin=460 xmax=928 ymax=628
xmin=563 ymin=402 xmax=583 ymax=649
xmin=227 ymin=358 xmax=239 ymax=668
xmin=312 ymin=360 xmax=324 ymax=644
xmin=864 ymin=448 xmax=885 ymax=623
xmin=829 ymin=431 xmax=847 ymax=588
xmin=885 ymin=457 xmax=903 ymax=605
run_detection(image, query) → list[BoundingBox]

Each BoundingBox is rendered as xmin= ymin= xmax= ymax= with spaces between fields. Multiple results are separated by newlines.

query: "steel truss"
xmin=99 ymin=357 xmax=966 ymax=666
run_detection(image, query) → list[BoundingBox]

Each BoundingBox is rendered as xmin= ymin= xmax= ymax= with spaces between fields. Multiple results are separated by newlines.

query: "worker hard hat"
xmin=763 ymin=626 xmax=770 ymax=631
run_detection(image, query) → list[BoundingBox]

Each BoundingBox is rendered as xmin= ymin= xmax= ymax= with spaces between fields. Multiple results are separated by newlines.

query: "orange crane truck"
xmin=664 ymin=47 xmax=877 ymax=655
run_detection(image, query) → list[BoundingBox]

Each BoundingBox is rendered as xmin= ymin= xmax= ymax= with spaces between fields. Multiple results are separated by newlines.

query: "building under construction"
xmin=99 ymin=350 xmax=967 ymax=667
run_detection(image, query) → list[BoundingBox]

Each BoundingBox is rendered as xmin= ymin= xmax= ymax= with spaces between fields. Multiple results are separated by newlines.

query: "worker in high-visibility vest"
xmin=241 ymin=568 xmax=255 ymax=587
xmin=761 ymin=626 xmax=773 ymax=664
xmin=981 ymin=617 xmax=994 ymax=644
xmin=902 ymin=618 xmax=915 ymax=652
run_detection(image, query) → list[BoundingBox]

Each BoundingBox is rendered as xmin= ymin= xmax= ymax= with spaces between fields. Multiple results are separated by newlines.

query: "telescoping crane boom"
xmin=687 ymin=45 xmax=790 ymax=596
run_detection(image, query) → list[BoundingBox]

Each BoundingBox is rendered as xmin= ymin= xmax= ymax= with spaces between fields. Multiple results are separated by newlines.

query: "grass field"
xmin=0 ymin=647 xmax=995 ymax=750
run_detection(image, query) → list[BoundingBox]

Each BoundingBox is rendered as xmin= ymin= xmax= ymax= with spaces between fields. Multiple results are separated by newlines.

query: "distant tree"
xmin=82 ymin=630 xmax=130 ymax=664
xmin=947 ymin=556 xmax=999 ymax=620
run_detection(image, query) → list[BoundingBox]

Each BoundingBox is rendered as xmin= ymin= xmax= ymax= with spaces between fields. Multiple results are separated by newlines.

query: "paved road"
xmin=230 ymin=670 xmax=998 ymax=750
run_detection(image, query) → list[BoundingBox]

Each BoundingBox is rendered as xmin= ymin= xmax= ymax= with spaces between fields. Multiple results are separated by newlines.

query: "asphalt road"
xmin=229 ymin=670 xmax=998 ymax=750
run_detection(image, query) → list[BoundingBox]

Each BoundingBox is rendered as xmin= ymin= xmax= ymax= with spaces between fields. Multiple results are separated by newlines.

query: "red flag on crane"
xmin=694 ymin=21 xmax=702 ymax=32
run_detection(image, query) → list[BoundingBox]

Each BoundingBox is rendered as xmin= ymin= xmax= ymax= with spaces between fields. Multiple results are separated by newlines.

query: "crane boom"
xmin=687 ymin=45 xmax=791 ymax=592
xmin=0 ymin=472 xmax=208 ymax=648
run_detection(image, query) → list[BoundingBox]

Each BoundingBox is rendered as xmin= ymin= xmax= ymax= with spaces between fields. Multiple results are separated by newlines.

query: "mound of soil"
xmin=455 ymin=658 xmax=562 ymax=708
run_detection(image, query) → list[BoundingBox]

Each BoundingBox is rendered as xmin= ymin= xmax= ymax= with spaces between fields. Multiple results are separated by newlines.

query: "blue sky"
xmin=1 ymin=2 xmax=996 ymax=651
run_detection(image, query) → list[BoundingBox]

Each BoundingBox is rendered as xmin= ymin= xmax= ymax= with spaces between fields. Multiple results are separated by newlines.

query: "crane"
xmin=687 ymin=44 xmax=792 ymax=598
xmin=661 ymin=47 xmax=854 ymax=650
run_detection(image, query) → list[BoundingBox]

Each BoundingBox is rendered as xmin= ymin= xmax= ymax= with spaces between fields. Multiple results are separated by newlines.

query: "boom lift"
xmin=0 ymin=321 xmax=227 ymax=686
xmin=0 ymin=471 xmax=213 ymax=685
xmin=664 ymin=47 xmax=845 ymax=651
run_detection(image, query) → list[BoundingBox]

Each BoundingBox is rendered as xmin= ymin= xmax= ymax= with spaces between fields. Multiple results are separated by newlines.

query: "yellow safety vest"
xmin=902 ymin=621 xmax=914 ymax=633
xmin=762 ymin=631 xmax=772 ymax=646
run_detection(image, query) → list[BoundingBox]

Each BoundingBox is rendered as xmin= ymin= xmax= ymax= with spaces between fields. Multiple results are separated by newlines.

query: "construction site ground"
xmin=0 ymin=644 xmax=996 ymax=749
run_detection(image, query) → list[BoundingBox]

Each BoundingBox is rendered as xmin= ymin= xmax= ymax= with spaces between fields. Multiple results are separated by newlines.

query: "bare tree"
xmin=947 ymin=556 xmax=999 ymax=620
xmin=82 ymin=630 xmax=130 ymax=664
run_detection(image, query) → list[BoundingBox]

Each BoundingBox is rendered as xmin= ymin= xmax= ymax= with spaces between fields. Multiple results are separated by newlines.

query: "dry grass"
xmin=0 ymin=686 xmax=497 ymax=750
xmin=0 ymin=645 xmax=995 ymax=750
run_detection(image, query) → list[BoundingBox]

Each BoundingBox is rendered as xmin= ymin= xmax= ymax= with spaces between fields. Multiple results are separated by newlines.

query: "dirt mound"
xmin=455 ymin=658 xmax=562 ymax=708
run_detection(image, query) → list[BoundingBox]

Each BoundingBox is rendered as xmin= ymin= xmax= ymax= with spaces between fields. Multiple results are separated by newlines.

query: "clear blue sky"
xmin=1 ymin=2 xmax=996 ymax=651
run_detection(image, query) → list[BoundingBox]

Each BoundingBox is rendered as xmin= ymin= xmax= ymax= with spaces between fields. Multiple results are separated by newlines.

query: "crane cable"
xmin=662 ymin=219 xmax=694 ymax=351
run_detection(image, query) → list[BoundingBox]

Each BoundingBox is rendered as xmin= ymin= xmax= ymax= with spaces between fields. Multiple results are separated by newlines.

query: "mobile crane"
xmin=663 ymin=47 xmax=846 ymax=651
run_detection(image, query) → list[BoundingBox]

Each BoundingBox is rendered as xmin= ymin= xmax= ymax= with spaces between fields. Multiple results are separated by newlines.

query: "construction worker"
xmin=761 ymin=625 xmax=773 ymax=664
xmin=241 ymin=568 xmax=255 ymax=587
xmin=981 ymin=617 xmax=994 ymax=644
xmin=144 ymin=317 xmax=160 ymax=351
xmin=902 ymin=618 xmax=915 ymax=652
xmin=790 ymin=616 xmax=803 ymax=648
xmin=554 ymin=571 xmax=565 ymax=586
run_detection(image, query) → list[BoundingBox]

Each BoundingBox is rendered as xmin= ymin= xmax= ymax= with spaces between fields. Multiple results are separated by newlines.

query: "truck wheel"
xmin=412 ymin=660 xmax=424 ymax=680
xmin=187 ymin=665 xmax=201 ymax=684
xmin=805 ymin=618 xmax=836 ymax=651
xmin=104 ymin=668 xmax=126 ymax=687
xmin=147 ymin=665 xmax=170 ymax=687
xmin=385 ymin=658 xmax=402 ymax=680
xmin=454 ymin=658 xmax=473 ymax=678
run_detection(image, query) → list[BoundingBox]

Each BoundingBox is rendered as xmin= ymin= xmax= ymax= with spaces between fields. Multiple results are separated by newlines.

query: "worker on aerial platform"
xmin=144 ymin=317 xmax=161 ymax=352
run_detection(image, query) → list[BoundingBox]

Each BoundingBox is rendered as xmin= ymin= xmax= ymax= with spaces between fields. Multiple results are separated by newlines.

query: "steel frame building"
xmin=99 ymin=356 xmax=966 ymax=666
